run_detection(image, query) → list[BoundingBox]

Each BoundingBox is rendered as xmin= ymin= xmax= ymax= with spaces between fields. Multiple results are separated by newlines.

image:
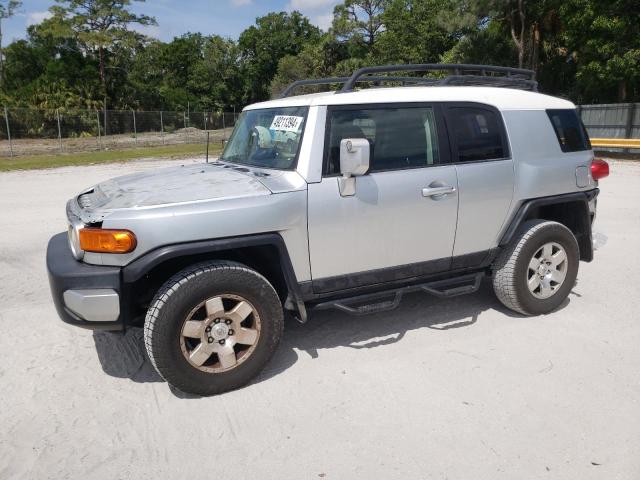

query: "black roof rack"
xmin=279 ymin=75 xmax=439 ymax=98
xmin=279 ymin=63 xmax=537 ymax=98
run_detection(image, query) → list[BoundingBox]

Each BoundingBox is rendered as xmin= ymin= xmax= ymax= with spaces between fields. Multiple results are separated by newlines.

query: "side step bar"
xmin=310 ymin=272 xmax=483 ymax=316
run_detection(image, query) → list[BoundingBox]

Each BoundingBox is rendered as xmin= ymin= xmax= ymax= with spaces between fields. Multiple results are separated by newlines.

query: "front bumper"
xmin=47 ymin=232 xmax=124 ymax=331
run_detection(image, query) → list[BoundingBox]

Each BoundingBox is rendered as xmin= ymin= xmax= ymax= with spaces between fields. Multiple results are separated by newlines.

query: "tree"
xmin=2 ymin=23 xmax=103 ymax=108
xmin=158 ymin=33 xmax=205 ymax=109
xmin=0 ymin=0 xmax=21 ymax=84
xmin=471 ymin=0 xmax=564 ymax=72
xmin=561 ymin=0 xmax=640 ymax=102
xmin=441 ymin=21 xmax=517 ymax=67
xmin=332 ymin=0 xmax=386 ymax=48
xmin=270 ymin=34 xmax=347 ymax=97
xmin=239 ymin=11 xmax=321 ymax=103
xmin=126 ymin=39 xmax=166 ymax=109
xmin=374 ymin=0 xmax=459 ymax=64
xmin=189 ymin=35 xmax=243 ymax=110
xmin=45 ymin=0 xmax=156 ymax=108
xmin=507 ymin=0 xmax=526 ymax=68
xmin=0 ymin=0 xmax=635 ymax=109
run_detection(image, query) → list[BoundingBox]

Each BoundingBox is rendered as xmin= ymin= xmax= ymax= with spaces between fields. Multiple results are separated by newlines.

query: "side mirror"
xmin=339 ymin=138 xmax=370 ymax=197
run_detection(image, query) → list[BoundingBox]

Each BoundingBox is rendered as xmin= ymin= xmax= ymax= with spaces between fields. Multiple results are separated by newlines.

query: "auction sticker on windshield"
xmin=270 ymin=115 xmax=304 ymax=132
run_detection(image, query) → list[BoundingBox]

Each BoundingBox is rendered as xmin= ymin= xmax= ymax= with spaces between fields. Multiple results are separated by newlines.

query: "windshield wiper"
xmin=221 ymin=154 xmax=245 ymax=163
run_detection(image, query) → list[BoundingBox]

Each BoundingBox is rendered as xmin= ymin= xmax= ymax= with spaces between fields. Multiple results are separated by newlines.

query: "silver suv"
xmin=47 ymin=64 xmax=609 ymax=395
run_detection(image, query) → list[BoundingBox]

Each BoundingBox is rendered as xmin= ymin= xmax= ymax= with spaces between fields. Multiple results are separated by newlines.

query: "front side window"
xmin=220 ymin=106 xmax=308 ymax=170
xmin=546 ymin=109 xmax=591 ymax=152
xmin=325 ymin=106 xmax=440 ymax=175
xmin=447 ymin=106 xmax=507 ymax=162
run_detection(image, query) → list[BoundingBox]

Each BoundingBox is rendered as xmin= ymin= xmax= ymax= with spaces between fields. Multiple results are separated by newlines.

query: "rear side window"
xmin=447 ymin=107 xmax=507 ymax=162
xmin=546 ymin=109 xmax=591 ymax=152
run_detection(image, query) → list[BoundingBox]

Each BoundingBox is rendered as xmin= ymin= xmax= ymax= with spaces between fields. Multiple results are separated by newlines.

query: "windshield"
xmin=220 ymin=106 xmax=309 ymax=170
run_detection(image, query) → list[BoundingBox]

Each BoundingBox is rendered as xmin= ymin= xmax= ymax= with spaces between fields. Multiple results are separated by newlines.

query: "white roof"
xmin=245 ymin=86 xmax=575 ymax=112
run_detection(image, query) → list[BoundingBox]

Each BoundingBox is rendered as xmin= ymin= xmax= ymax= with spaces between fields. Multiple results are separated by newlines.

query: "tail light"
xmin=591 ymin=158 xmax=609 ymax=181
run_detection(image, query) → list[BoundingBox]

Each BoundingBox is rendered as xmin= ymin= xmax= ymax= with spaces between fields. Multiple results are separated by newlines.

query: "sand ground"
xmin=0 ymin=158 xmax=639 ymax=479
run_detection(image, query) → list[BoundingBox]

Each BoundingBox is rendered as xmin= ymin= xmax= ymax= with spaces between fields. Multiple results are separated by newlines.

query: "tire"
xmin=492 ymin=220 xmax=579 ymax=315
xmin=144 ymin=260 xmax=284 ymax=396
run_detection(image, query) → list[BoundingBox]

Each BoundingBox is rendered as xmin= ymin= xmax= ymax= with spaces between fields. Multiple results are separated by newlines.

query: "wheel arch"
xmin=499 ymin=190 xmax=598 ymax=262
xmin=122 ymin=233 xmax=307 ymax=325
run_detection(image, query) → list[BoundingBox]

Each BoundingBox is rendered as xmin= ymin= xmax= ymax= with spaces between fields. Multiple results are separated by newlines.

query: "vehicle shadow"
xmin=254 ymin=279 xmax=521 ymax=384
xmin=92 ymin=279 xmax=570 ymax=397
xmin=93 ymin=327 xmax=163 ymax=383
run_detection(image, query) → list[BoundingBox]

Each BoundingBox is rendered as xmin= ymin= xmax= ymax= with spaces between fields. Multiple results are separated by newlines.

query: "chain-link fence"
xmin=3 ymin=103 xmax=639 ymax=158
xmin=0 ymin=108 xmax=238 ymax=157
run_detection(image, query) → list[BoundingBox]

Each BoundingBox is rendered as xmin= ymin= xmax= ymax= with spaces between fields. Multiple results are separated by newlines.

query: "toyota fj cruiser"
xmin=47 ymin=64 xmax=608 ymax=395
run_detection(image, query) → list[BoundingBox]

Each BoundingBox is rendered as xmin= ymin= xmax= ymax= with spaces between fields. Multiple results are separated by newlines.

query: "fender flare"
xmin=121 ymin=233 xmax=308 ymax=322
xmin=499 ymin=189 xmax=599 ymax=261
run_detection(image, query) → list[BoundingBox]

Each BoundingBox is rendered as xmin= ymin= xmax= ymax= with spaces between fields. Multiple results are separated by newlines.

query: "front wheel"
xmin=144 ymin=261 xmax=284 ymax=396
xmin=493 ymin=220 xmax=580 ymax=315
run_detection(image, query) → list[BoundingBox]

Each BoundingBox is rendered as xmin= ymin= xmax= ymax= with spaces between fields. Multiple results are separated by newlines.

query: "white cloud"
xmin=26 ymin=11 xmax=52 ymax=27
xmin=231 ymin=0 xmax=253 ymax=6
xmin=286 ymin=0 xmax=338 ymax=31
xmin=314 ymin=12 xmax=333 ymax=30
xmin=132 ymin=23 xmax=162 ymax=39
xmin=288 ymin=0 xmax=336 ymax=9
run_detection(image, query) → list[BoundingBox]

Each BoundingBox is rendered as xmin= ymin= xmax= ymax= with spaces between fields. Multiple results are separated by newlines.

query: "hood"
xmin=76 ymin=163 xmax=272 ymax=213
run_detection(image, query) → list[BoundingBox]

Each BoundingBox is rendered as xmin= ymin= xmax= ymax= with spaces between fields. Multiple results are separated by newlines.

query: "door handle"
xmin=422 ymin=185 xmax=456 ymax=198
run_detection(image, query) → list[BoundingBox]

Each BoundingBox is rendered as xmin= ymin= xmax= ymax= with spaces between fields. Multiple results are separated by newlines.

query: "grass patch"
xmin=0 ymin=143 xmax=222 ymax=172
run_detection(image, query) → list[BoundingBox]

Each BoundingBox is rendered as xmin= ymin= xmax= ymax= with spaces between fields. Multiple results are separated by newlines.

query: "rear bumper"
xmin=47 ymin=232 xmax=124 ymax=331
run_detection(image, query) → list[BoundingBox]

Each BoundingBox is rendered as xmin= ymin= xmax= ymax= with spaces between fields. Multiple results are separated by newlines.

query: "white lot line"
xmin=0 ymin=159 xmax=639 ymax=479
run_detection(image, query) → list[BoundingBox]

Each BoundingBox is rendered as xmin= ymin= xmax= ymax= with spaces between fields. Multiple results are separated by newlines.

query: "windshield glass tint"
xmin=221 ymin=107 xmax=308 ymax=170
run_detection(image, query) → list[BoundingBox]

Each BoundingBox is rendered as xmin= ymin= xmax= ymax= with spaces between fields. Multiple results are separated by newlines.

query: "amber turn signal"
xmin=79 ymin=228 xmax=137 ymax=254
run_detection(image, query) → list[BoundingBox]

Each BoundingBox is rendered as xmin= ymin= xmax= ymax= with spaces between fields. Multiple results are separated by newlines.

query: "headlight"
xmin=68 ymin=222 xmax=84 ymax=260
xmin=79 ymin=228 xmax=137 ymax=254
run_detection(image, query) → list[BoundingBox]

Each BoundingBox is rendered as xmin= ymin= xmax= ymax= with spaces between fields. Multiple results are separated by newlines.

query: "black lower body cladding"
xmin=46 ymin=232 xmax=124 ymax=331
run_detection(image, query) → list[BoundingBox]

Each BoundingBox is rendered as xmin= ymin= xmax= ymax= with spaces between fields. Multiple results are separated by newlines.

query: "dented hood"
xmin=78 ymin=163 xmax=271 ymax=211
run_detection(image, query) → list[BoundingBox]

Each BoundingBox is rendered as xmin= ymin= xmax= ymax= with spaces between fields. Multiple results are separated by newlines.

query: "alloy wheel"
xmin=526 ymin=242 xmax=568 ymax=299
xmin=179 ymin=294 xmax=261 ymax=373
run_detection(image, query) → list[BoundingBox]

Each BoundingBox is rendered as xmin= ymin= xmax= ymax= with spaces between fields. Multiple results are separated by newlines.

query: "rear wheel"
xmin=493 ymin=220 xmax=579 ymax=315
xmin=144 ymin=261 xmax=284 ymax=396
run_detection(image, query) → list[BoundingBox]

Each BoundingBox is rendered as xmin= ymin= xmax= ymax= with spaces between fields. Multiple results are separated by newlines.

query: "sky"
xmin=1 ymin=0 xmax=341 ymax=44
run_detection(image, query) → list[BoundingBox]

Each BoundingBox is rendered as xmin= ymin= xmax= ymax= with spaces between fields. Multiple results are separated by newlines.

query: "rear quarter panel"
xmin=499 ymin=109 xmax=595 ymax=239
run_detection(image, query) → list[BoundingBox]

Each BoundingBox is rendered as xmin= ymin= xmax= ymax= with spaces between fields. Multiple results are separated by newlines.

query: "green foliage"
xmin=0 ymin=1 xmax=23 ymax=83
xmin=441 ymin=21 xmax=517 ymax=66
xmin=43 ymin=0 xmax=157 ymax=108
xmin=189 ymin=35 xmax=244 ymax=110
xmin=374 ymin=0 xmax=460 ymax=64
xmin=2 ymin=25 xmax=103 ymax=108
xmin=0 ymin=0 xmax=638 ymax=109
xmin=239 ymin=11 xmax=321 ymax=103
xmin=561 ymin=0 xmax=640 ymax=102
xmin=45 ymin=0 xmax=156 ymax=54
xmin=332 ymin=0 xmax=386 ymax=48
xmin=270 ymin=34 xmax=349 ymax=97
